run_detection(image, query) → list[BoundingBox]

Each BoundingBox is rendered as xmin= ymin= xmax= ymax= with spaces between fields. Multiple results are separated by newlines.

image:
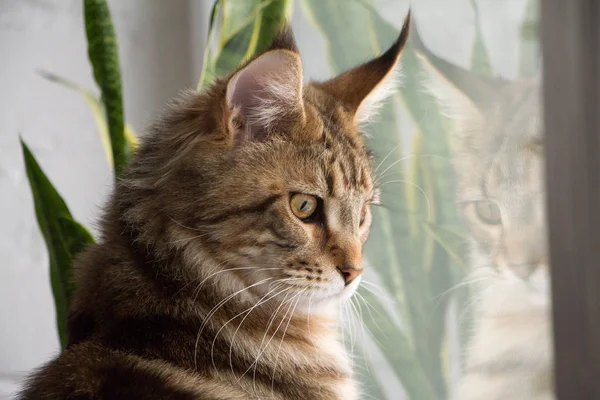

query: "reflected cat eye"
xmin=360 ymin=206 xmax=367 ymax=226
xmin=474 ymin=200 xmax=502 ymax=225
xmin=290 ymin=194 xmax=318 ymax=220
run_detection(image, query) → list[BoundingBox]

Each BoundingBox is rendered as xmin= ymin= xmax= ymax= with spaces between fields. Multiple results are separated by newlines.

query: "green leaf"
xmin=38 ymin=71 xmax=139 ymax=168
xmin=423 ymin=223 xmax=468 ymax=270
xmin=304 ymin=2 xmax=471 ymax=397
xmin=301 ymin=2 xmax=447 ymax=399
xmin=469 ymin=0 xmax=493 ymax=75
xmin=84 ymin=0 xmax=127 ymax=176
xmin=357 ymin=287 xmax=438 ymax=400
xmin=254 ymin=0 xmax=293 ymax=55
xmin=366 ymin=9 xmax=462 ymax=397
xmin=198 ymin=0 xmax=292 ymax=89
xmin=21 ymin=140 xmax=95 ymax=349
xmin=197 ymin=0 xmax=222 ymax=89
xmin=214 ymin=0 xmax=270 ymax=77
xmin=519 ymin=0 xmax=540 ymax=77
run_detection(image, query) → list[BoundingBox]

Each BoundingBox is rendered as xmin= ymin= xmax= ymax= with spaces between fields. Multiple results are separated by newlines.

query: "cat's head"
xmin=117 ymin=15 xmax=410 ymax=309
xmin=420 ymin=54 xmax=547 ymax=310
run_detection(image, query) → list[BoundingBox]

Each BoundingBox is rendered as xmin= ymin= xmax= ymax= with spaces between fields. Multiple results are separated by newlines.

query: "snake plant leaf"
xmin=357 ymin=287 xmax=438 ymax=400
xmin=361 ymin=9 xmax=459 ymax=397
xmin=301 ymin=1 xmax=442 ymax=399
xmin=519 ymin=0 xmax=540 ymax=77
xmin=84 ymin=0 xmax=127 ymax=176
xmin=214 ymin=0 xmax=269 ymax=77
xmin=198 ymin=0 xmax=222 ymax=89
xmin=423 ymin=223 xmax=468 ymax=269
xmin=254 ymin=0 xmax=293 ymax=55
xmin=469 ymin=0 xmax=493 ymax=76
xmin=38 ymin=71 xmax=139 ymax=168
xmin=21 ymin=140 xmax=95 ymax=349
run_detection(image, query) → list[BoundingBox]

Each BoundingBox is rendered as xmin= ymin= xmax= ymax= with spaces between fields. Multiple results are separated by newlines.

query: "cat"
xmin=18 ymin=15 xmax=411 ymax=400
xmin=417 ymin=33 xmax=554 ymax=400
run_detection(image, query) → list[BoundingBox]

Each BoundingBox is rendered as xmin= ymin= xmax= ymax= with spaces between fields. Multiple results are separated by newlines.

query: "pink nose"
xmin=337 ymin=266 xmax=362 ymax=285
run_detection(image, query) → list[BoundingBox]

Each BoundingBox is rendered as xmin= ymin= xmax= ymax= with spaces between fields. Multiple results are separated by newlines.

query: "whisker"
xmin=170 ymin=232 xmax=211 ymax=245
xmin=348 ymin=296 xmax=362 ymax=355
xmin=349 ymin=295 xmax=375 ymax=379
xmin=223 ymin=283 xmax=293 ymax=373
xmin=250 ymin=290 xmax=304 ymax=393
xmin=377 ymin=179 xmax=432 ymax=220
xmin=339 ymin=302 xmax=346 ymax=347
xmin=194 ymin=277 xmax=273 ymax=370
xmin=374 ymin=143 xmax=402 ymax=173
xmin=432 ymin=277 xmax=488 ymax=311
xmin=360 ymin=282 xmax=396 ymax=307
xmin=191 ymin=259 xmax=232 ymax=303
xmin=194 ymin=266 xmax=283 ymax=299
xmin=360 ymin=280 xmax=383 ymax=290
xmin=176 ymin=260 xmax=231 ymax=300
xmin=168 ymin=216 xmax=205 ymax=232
xmin=375 ymin=153 xmax=452 ymax=183
xmin=353 ymin=292 xmax=386 ymax=346
xmin=344 ymin=301 xmax=355 ymax=349
xmin=458 ymin=292 xmax=484 ymax=323
xmin=354 ymin=291 xmax=381 ymax=332
xmin=306 ymin=291 xmax=315 ymax=338
xmin=237 ymin=290 xmax=292 ymax=385
xmin=270 ymin=289 xmax=306 ymax=393
xmin=374 ymin=154 xmax=413 ymax=184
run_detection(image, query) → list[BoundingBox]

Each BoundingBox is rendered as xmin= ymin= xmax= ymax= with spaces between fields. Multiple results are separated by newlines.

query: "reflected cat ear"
xmin=314 ymin=11 xmax=411 ymax=125
xmin=418 ymin=54 xmax=481 ymax=121
xmin=412 ymin=18 xmax=508 ymax=120
xmin=225 ymin=24 xmax=305 ymax=143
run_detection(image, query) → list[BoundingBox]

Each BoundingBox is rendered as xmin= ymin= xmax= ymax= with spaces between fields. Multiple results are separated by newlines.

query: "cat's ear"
xmin=418 ymin=55 xmax=482 ymax=122
xmin=314 ymin=12 xmax=411 ymax=125
xmin=225 ymin=24 xmax=305 ymax=143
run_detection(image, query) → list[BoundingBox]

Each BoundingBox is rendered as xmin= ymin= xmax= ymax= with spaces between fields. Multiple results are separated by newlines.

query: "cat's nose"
xmin=330 ymin=240 xmax=363 ymax=285
xmin=337 ymin=265 xmax=362 ymax=285
xmin=507 ymin=262 xmax=537 ymax=280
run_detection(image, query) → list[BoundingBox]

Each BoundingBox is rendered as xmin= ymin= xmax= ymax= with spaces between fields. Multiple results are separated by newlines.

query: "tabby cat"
xmin=19 ymin=15 xmax=411 ymax=400
xmin=419 ymin=41 xmax=553 ymax=399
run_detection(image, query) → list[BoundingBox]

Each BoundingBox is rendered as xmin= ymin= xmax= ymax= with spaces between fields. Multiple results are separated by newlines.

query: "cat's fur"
xmin=19 ymin=16 xmax=411 ymax=400
xmin=418 ymin=39 xmax=553 ymax=399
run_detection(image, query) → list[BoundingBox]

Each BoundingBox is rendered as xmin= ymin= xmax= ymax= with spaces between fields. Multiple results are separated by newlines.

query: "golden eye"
xmin=290 ymin=194 xmax=318 ymax=220
xmin=474 ymin=200 xmax=502 ymax=225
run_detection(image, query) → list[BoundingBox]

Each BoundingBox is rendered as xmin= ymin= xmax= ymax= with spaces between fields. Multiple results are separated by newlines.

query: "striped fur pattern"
xmin=19 ymin=16 xmax=411 ymax=400
xmin=422 ymin=60 xmax=554 ymax=399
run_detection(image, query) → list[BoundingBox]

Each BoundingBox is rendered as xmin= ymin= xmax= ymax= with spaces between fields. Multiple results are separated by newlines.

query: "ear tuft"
xmin=313 ymin=11 xmax=411 ymax=125
xmin=265 ymin=22 xmax=299 ymax=53
xmin=354 ymin=60 xmax=403 ymax=125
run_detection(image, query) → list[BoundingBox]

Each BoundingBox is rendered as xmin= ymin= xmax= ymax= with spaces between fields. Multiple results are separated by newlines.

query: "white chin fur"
xmin=297 ymin=275 xmax=362 ymax=314
xmin=482 ymin=266 xmax=551 ymax=313
xmin=339 ymin=275 xmax=362 ymax=301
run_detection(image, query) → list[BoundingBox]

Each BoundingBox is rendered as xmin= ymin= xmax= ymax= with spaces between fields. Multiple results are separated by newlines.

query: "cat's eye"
xmin=290 ymin=194 xmax=318 ymax=220
xmin=474 ymin=200 xmax=502 ymax=225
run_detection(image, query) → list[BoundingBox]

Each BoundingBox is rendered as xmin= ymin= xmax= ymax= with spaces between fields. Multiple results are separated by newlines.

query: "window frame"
xmin=541 ymin=1 xmax=600 ymax=398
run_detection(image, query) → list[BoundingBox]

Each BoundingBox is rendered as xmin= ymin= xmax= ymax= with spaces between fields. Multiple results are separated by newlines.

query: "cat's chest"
xmin=256 ymin=330 xmax=358 ymax=399
xmin=308 ymin=331 xmax=359 ymax=399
